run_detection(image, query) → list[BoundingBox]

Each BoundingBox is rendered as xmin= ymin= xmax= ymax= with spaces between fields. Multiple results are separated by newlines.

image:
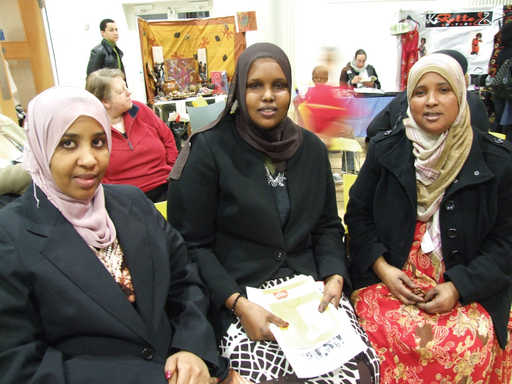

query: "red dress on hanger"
xmin=400 ymin=27 xmax=419 ymax=90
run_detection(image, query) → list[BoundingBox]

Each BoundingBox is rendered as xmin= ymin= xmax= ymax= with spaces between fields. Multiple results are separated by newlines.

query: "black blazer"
xmin=0 ymin=184 xmax=225 ymax=383
xmin=345 ymin=125 xmax=512 ymax=348
xmin=168 ymin=115 xmax=348 ymax=337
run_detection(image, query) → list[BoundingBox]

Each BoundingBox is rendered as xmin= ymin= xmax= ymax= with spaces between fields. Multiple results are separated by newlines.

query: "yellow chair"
xmin=297 ymin=103 xmax=362 ymax=174
xmin=154 ymin=201 xmax=167 ymax=220
xmin=342 ymin=173 xmax=358 ymax=213
xmin=489 ymin=131 xmax=506 ymax=140
xmin=329 ymin=137 xmax=363 ymax=174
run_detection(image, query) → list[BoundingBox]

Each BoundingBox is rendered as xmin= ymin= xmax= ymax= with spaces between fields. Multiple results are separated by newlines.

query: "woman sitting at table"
xmin=345 ymin=53 xmax=512 ymax=383
xmin=168 ymin=42 xmax=379 ymax=384
xmin=86 ymin=68 xmax=178 ymax=202
xmin=0 ymin=86 xmax=226 ymax=384
xmin=339 ymin=49 xmax=380 ymax=90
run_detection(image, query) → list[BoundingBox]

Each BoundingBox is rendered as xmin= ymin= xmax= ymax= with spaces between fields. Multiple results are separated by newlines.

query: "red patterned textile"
xmin=352 ymin=221 xmax=512 ymax=384
xmin=400 ymin=28 xmax=419 ymax=91
xmin=488 ymin=6 xmax=512 ymax=77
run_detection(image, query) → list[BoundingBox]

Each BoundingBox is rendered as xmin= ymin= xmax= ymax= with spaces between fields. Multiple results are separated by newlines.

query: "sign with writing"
xmin=425 ymin=11 xmax=493 ymax=28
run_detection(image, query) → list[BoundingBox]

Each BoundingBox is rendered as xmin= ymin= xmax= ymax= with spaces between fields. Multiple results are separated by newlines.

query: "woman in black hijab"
xmin=168 ymin=43 xmax=379 ymax=384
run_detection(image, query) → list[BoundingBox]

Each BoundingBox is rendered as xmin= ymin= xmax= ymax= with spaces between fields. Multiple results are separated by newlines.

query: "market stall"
xmin=137 ymin=15 xmax=247 ymax=104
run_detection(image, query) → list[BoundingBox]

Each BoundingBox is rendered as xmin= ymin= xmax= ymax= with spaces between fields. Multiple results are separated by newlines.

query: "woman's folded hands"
xmin=373 ymin=256 xmax=460 ymax=313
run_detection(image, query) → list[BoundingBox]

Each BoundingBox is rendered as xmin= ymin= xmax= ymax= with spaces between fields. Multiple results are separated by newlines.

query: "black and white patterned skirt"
xmin=219 ymin=278 xmax=380 ymax=384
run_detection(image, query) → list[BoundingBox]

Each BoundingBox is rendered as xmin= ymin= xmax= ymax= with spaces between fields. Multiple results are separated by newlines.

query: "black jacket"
xmin=168 ymin=115 xmax=348 ymax=338
xmin=0 ymin=184 xmax=225 ymax=383
xmin=86 ymin=39 xmax=125 ymax=76
xmin=340 ymin=63 xmax=381 ymax=89
xmin=366 ymin=90 xmax=490 ymax=140
xmin=345 ymin=125 xmax=512 ymax=348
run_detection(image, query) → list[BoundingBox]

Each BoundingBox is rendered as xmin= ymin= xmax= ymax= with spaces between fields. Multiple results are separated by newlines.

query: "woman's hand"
xmin=319 ymin=274 xmax=344 ymax=312
xmin=351 ymin=75 xmax=362 ymax=85
xmin=373 ymin=257 xmax=425 ymax=305
xmin=164 ymin=351 xmax=211 ymax=384
xmin=417 ymin=282 xmax=460 ymax=314
xmin=362 ymin=80 xmax=375 ymax=88
xmin=235 ymin=297 xmax=288 ymax=341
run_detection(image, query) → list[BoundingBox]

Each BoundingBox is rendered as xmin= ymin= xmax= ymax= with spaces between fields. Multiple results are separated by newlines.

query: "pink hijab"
xmin=23 ymin=86 xmax=116 ymax=249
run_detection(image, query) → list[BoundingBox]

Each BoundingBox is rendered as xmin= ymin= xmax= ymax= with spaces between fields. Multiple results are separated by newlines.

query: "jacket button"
xmin=453 ymin=178 xmax=459 ymax=184
xmin=447 ymin=228 xmax=457 ymax=239
xmin=274 ymin=250 xmax=286 ymax=261
xmin=142 ymin=347 xmax=153 ymax=360
xmin=445 ymin=200 xmax=455 ymax=211
xmin=474 ymin=170 xmax=480 ymax=176
xmin=451 ymin=249 xmax=460 ymax=257
xmin=384 ymin=129 xmax=392 ymax=136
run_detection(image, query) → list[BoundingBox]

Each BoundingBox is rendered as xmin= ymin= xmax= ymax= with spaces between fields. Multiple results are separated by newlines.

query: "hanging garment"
xmin=400 ymin=28 xmax=419 ymax=90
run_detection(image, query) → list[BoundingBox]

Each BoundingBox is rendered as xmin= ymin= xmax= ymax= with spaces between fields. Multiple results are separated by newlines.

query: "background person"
xmin=339 ymin=49 xmax=380 ymax=89
xmin=345 ymin=53 xmax=512 ymax=383
xmin=0 ymin=86 xmax=227 ymax=384
xmin=167 ymin=42 xmax=379 ymax=384
xmin=490 ymin=22 xmax=512 ymax=138
xmin=311 ymin=65 xmax=329 ymax=85
xmin=0 ymin=113 xmax=31 ymax=207
xmin=86 ymin=18 xmax=126 ymax=78
xmin=366 ymin=49 xmax=490 ymax=141
xmin=86 ymin=68 xmax=178 ymax=202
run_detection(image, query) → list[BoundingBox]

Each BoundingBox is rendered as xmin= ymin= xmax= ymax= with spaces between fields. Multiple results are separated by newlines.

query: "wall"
xmin=42 ymin=0 xmax=505 ymax=102
xmin=0 ymin=0 xmax=37 ymax=109
xmin=289 ymin=0 xmax=500 ymax=92
xmin=43 ymin=0 xmax=276 ymax=102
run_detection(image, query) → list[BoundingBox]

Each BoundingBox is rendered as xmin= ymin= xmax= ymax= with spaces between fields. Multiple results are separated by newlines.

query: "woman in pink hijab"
xmin=0 ymin=87 xmax=227 ymax=384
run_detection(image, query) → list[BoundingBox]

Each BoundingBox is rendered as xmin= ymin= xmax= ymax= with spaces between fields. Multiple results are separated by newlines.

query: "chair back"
xmin=154 ymin=201 xmax=167 ymax=220
xmin=342 ymin=173 xmax=358 ymax=213
xmin=489 ymin=131 xmax=506 ymax=140
xmin=187 ymin=101 xmax=226 ymax=133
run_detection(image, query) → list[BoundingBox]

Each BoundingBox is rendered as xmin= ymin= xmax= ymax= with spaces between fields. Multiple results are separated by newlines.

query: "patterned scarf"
xmin=404 ymin=53 xmax=473 ymax=256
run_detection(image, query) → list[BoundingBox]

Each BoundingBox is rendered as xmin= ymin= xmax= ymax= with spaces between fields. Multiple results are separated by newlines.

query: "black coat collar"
xmin=376 ymin=126 xmax=494 ymax=205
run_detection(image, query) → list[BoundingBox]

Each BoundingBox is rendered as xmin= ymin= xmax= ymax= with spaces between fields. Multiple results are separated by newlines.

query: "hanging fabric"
xmin=400 ymin=26 xmax=419 ymax=90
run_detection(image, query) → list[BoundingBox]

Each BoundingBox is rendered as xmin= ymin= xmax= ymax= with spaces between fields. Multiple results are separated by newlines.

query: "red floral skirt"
xmin=352 ymin=222 xmax=512 ymax=383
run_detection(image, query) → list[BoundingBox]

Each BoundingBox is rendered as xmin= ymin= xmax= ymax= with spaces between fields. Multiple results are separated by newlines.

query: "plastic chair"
xmin=329 ymin=137 xmax=363 ymax=174
xmin=342 ymin=173 xmax=358 ymax=213
xmin=489 ymin=131 xmax=506 ymax=140
xmin=154 ymin=201 xmax=167 ymax=220
xmin=187 ymin=100 xmax=226 ymax=133
xmin=297 ymin=102 xmax=362 ymax=174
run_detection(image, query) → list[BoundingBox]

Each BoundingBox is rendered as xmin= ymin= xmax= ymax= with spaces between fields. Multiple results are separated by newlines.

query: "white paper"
xmin=353 ymin=87 xmax=385 ymax=94
xmin=421 ymin=227 xmax=435 ymax=253
xmin=152 ymin=46 xmax=164 ymax=64
xmin=246 ymin=275 xmax=366 ymax=378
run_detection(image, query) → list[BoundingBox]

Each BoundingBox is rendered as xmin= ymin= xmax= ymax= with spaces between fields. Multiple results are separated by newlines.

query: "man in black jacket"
xmin=366 ymin=49 xmax=490 ymax=141
xmin=86 ymin=19 xmax=126 ymax=78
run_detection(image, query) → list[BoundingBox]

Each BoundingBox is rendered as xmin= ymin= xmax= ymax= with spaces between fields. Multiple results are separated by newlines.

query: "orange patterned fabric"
xmin=92 ymin=238 xmax=136 ymax=303
xmin=137 ymin=17 xmax=246 ymax=103
xmin=352 ymin=221 xmax=512 ymax=384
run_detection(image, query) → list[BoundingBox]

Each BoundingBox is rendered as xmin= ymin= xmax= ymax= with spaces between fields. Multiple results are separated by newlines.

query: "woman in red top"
xmin=86 ymin=69 xmax=178 ymax=202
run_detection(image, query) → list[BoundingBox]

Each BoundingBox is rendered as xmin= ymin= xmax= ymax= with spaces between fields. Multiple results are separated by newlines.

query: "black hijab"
xmin=170 ymin=42 xmax=302 ymax=179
